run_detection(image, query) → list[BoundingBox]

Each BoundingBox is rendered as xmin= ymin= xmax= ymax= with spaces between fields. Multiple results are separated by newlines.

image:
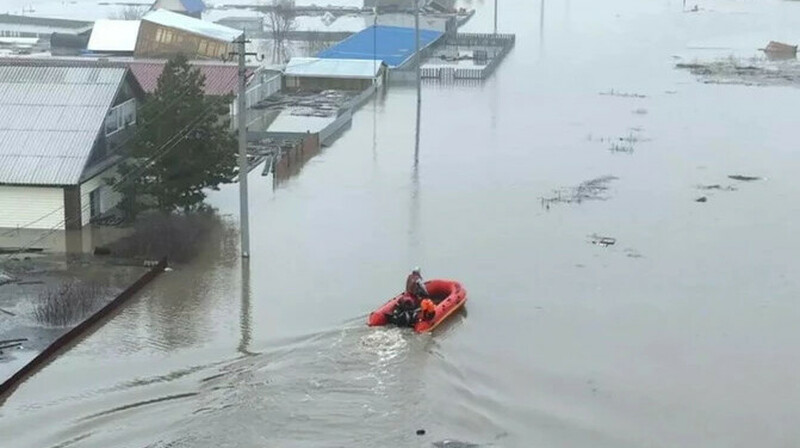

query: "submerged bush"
xmin=34 ymin=281 xmax=107 ymax=326
xmin=108 ymin=209 xmax=222 ymax=263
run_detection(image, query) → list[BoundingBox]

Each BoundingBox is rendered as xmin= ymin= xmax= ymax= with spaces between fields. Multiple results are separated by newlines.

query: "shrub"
xmin=34 ymin=280 xmax=107 ymax=326
xmin=108 ymin=209 xmax=221 ymax=263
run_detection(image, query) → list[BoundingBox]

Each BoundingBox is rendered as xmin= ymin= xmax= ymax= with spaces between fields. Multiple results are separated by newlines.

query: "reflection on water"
xmin=238 ymin=259 xmax=254 ymax=356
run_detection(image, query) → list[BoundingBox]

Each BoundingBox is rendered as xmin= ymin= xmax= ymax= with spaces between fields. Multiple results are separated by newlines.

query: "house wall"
xmin=134 ymin=20 xmax=232 ymax=59
xmin=285 ymin=76 xmax=372 ymax=91
xmin=230 ymin=72 xmax=282 ymax=131
xmin=273 ymin=133 xmax=320 ymax=185
xmin=80 ymin=165 xmax=122 ymax=226
xmin=0 ymin=186 xmax=65 ymax=230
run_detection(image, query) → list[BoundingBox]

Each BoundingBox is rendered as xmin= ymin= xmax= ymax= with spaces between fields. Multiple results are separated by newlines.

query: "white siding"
xmin=0 ymin=186 xmax=65 ymax=230
xmin=80 ymin=165 xmax=122 ymax=225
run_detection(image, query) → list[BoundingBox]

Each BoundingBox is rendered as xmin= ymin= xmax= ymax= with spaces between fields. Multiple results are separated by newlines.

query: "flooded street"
xmin=3 ymin=0 xmax=800 ymax=446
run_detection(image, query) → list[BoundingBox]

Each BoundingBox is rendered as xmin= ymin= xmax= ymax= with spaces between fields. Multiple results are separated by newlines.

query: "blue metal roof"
xmin=318 ymin=25 xmax=444 ymax=68
xmin=180 ymin=0 xmax=206 ymax=14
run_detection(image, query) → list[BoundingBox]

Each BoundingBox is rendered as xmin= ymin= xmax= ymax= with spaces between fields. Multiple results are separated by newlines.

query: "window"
xmin=89 ymin=188 xmax=101 ymax=221
xmin=105 ymin=110 xmax=118 ymax=135
xmin=198 ymin=40 xmax=207 ymax=54
xmin=155 ymin=28 xmax=163 ymax=42
xmin=104 ymin=99 xmax=135 ymax=136
xmin=207 ymin=43 xmax=218 ymax=57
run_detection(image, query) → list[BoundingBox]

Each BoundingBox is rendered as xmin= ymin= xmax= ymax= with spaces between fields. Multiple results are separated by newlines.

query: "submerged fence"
xmin=421 ymin=33 xmax=516 ymax=82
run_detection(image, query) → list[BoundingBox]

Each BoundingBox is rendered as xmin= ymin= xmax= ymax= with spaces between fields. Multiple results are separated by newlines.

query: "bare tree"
xmin=109 ymin=5 xmax=147 ymax=20
xmin=265 ymin=0 xmax=297 ymax=63
xmin=306 ymin=30 xmax=335 ymax=55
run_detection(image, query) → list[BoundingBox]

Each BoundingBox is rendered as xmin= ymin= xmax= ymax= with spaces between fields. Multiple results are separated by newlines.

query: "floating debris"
xmin=541 ymin=175 xmax=619 ymax=208
xmin=0 ymin=270 xmax=13 ymax=286
xmin=761 ymin=41 xmax=797 ymax=59
xmin=590 ymin=131 xmax=649 ymax=154
xmin=676 ymin=57 xmax=800 ymax=87
xmin=589 ymin=234 xmax=617 ymax=247
xmin=697 ymin=184 xmax=737 ymax=191
xmin=433 ymin=441 xmax=481 ymax=448
xmin=695 ymin=196 xmax=708 ymax=202
xmin=728 ymin=174 xmax=762 ymax=182
xmin=624 ymin=248 xmax=644 ymax=258
xmin=633 ymin=108 xmax=648 ymax=115
xmin=609 ymin=141 xmax=635 ymax=154
xmin=599 ymin=89 xmax=647 ymax=98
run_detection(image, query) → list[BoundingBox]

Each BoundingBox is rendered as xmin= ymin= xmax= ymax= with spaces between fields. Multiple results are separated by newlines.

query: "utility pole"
xmin=494 ymin=0 xmax=498 ymax=35
xmin=233 ymin=33 xmax=257 ymax=258
xmin=414 ymin=0 xmax=421 ymax=165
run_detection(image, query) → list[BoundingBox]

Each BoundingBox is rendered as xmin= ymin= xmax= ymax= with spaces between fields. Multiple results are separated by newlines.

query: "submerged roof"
xmin=88 ymin=20 xmax=141 ymax=53
xmin=142 ymin=9 xmax=241 ymax=42
xmin=317 ymin=25 xmax=443 ymax=68
xmin=127 ymin=60 xmax=257 ymax=95
xmin=285 ymin=57 xmax=384 ymax=79
xmin=0 ymin=65 xmax=127 ymax=186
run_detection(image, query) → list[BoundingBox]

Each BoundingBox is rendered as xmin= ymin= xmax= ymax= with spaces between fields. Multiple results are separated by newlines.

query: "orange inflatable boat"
xmin=367 ymin=279 xmax=467 ymax=333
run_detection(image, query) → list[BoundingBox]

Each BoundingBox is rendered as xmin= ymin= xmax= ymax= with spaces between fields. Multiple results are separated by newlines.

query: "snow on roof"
xmin=142 ymin=9 xmax=241 ymax=42
xmin=285 ymin=57 xmax=384 ymax=80
xmin=88 ymin=20 xmax=141 ymax=53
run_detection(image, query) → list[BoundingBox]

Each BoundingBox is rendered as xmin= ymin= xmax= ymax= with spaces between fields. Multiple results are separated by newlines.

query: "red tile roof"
xmin=127 ymin=60 xmax=255 ymax=96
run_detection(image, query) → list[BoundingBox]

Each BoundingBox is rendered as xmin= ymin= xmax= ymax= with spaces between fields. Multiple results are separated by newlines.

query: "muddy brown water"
xmin=3 ymin=0 xmax=800 ymax=447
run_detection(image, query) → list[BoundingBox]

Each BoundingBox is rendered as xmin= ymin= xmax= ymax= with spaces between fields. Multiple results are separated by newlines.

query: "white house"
xmin=0 ymin=61 xmax=144 ymax=230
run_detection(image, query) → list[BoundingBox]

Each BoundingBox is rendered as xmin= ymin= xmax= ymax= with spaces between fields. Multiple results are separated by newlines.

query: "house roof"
xmin=179 ymin=0 xmax=207 ymax=14
xmin=286 ymin=57 xmax=384 ymax=79
xmin=0 ymin=65 xmax=127 ymax=186
xmin=0 ymin=13 xmax=92 ymax=29
xmin=127 ymin=60 xmax=256 ymax=95
xmin=317 ymin=25 xmax=444 ymax=68
xmin=142 ymin=9 xmax=241 ymax=43
xmin=153 ymin=0 xmax=206 ymax=14
xmin=88 ymin=20 xmax=141 ymax=53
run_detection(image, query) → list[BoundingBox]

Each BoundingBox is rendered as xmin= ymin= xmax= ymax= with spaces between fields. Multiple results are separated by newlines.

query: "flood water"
xmin=3 ymin=0 xmax=800 ymax=446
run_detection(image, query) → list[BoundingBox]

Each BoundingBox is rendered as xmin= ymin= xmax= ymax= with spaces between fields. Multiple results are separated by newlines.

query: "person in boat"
xmin=390 ymin=267 xmax=430 ymax=327
xmin=405 ymin=267 xmax=429 ymax=302
xmin=419 ymin=298 xmax=436 ymax=322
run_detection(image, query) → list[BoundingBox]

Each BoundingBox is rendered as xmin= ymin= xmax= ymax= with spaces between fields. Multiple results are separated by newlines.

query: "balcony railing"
xmin=105 ymin=98 xmax=136 ymax=136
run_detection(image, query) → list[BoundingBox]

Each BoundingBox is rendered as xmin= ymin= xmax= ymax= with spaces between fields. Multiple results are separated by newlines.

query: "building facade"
xmin=0 ymin=62 xmax=144 ymax=230
xmin=284 ymin=57 xmax=386 ymax=91
xmin=135 ymin=9 xmax=240 ymax=60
